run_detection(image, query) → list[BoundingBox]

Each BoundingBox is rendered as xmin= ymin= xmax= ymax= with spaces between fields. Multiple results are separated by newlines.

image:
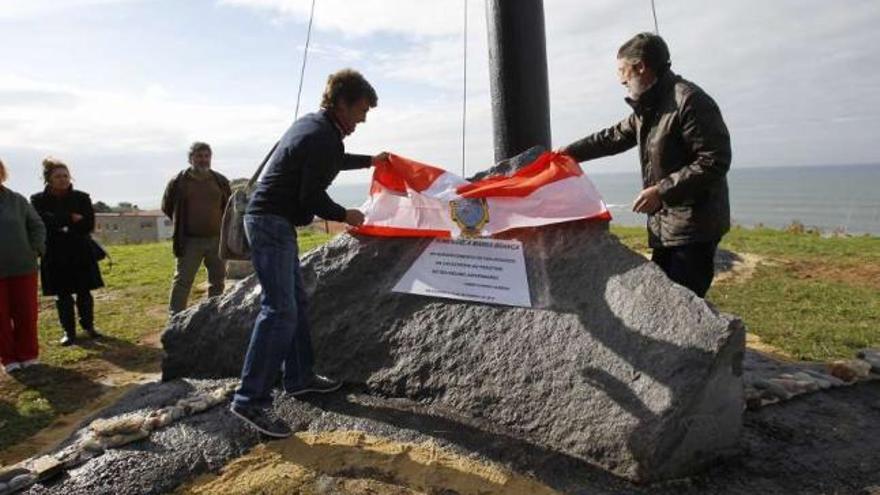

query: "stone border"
xmin=744 ymin=349 xmax=880 ymax=409
xmin=0 ymin=383 xmax=237 ymax=495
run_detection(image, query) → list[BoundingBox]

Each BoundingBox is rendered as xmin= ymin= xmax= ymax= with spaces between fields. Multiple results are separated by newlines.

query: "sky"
xmin=1 ymin=0 xmax=879 ymax=208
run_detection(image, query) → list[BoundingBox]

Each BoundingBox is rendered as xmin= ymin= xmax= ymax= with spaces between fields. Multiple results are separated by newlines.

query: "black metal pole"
xmin=486 ymin=0 xmax=552 ymax=163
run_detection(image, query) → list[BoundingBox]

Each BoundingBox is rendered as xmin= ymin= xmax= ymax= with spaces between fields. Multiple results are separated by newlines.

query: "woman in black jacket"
xmin=31 ymin=158 xmax=104 ymax=346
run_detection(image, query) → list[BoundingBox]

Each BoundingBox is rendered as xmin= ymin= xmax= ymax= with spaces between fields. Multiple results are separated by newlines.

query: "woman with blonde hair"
xmin=31 ymin=157 xmax=104 ymax=346
xmin=0 ymin=158 xmax=46 ymax=373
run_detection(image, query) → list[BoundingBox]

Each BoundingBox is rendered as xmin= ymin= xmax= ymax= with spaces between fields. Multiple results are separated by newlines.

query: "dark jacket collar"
xmin=319 ymin=109 xmax=345 ymax=140
xmin=625 ymin=70 xmax=676 ymax=115
xmin=44 ymin=185 xmax=73 ymax=197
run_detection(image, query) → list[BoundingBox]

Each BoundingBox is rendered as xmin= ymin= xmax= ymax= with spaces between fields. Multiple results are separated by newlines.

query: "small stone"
xmin=29 ymin=455 xmax=63 ymax=481
xmin=8 ymin=473 xmax=36 ymax=491
xmin=856 ymin=349 xmax=880 ymax=372
xmin=796 ymin=378 xmax=820 ymax=392
xmin=769 ymin=378 xmax=807 ymax=395
xmin=801 ymin=369 xmax=845 ymax=387
xmin=752 ymin=378 xmax=793 ymax=400
xmin=828 ymin=360 xmax=872 ymax=382
xmin=91 ymin=415 xmax=146 ymax=436
xmin=793 ymin=371 xmax=828 ymax=387
xmin=168 ymin=406 xmax=185 ymax=420
xmin=81 ymin=435 xmax=105 ymax=453
xmin=55 ymin=449 xmax=87 ymax=470
xmin=103 ymin=429 xmax=149 ymax=448
xmin=0 ymin=467 xmax=29 ymax=484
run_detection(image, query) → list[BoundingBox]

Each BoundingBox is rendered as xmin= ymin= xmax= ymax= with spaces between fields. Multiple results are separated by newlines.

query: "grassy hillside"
xmin=614 ymin=224 xmax=880 ymax=359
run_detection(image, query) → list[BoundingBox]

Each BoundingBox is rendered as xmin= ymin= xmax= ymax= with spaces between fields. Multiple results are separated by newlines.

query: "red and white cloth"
xmin=353 ymin=151 xmax=611 ymax=238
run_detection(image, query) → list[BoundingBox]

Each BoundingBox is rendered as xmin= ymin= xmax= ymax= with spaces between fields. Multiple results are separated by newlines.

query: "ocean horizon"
xmin=329 ymin=163 xmax=880 ymax=236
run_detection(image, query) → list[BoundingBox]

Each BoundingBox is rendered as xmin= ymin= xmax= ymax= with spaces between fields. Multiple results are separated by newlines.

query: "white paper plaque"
xmin=392 ymin=238 xmax=531 ymax=308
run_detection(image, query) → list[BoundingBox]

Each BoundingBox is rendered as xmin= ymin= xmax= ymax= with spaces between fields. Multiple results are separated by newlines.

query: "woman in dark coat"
xmin=31 ymin=157 xmax=104 ymax=346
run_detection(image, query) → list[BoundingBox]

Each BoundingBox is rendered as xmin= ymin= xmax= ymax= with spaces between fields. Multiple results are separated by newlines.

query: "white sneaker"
xmin=3 ymin=362 xmax=21 ymax=373
xmin=20 ymin=358 xmax=39 ymax=368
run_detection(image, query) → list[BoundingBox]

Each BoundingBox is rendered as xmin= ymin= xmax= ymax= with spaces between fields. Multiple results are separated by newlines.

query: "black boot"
xmin=56 ymin=294 xmax=77 ymax=346
xmin=76 ymin=291 xmax=100 ymax=338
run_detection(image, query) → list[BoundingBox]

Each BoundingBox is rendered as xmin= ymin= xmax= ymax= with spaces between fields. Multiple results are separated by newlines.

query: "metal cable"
xmin=651 ymin=0 xmax=660 ymax=34
xmin=294 ymin=0 xmax=317 ymax=120
xmin=461 ymin=0 xmax=468 ymax=177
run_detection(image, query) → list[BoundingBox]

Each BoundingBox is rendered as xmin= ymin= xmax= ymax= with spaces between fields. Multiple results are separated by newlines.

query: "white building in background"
xmin=94 ymin=210 xmax=173 ymax=244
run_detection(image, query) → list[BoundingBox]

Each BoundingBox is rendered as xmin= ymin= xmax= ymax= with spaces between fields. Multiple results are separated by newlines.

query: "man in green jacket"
xmin=161 ymin=142 xmax=232 ymax=315
xmin=563 ymin=33 xmax=731 ymax=297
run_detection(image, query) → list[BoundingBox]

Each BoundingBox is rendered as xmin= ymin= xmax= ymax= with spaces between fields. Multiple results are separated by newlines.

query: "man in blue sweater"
xmin=230 ymin=69 xmax=388 ymax=437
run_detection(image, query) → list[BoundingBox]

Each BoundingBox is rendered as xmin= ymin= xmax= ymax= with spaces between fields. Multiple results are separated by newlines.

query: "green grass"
xmin=0 ymin=231 xmax=334 ymax=459
xmin=610 ymin=224 xmax=880 ymax=361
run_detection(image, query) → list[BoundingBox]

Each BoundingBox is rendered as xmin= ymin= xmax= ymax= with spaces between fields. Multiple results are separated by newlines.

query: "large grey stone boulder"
xmin=162 ymin=218 xmax=745 ymax=483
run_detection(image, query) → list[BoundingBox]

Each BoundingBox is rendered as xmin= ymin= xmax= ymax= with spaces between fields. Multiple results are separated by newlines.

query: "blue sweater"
xmin=247 ymin=110 xmax=371 ymax=226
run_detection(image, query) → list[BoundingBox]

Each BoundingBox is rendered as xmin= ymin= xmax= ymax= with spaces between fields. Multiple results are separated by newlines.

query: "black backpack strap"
xmin=248 ymin=141 xmax=280 ymax=189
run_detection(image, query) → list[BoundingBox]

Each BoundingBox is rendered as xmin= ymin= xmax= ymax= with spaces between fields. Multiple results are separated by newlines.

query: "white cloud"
xmin=219 ymin=0 xmax=465 ymax=37
xmin=0 ymin=75 xmax=288 ymax=205
xmin=4 ymin=0 xmax=880 ymax=208
xmin=0 ymin=0 xmax=141 ymax=19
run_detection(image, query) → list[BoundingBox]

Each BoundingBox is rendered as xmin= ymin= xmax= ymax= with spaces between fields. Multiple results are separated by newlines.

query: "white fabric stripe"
xmin=480 ymin=175 xmax=607 ymax=236
xmin=361 ymin=188 xmax=458 ymax=233
xmin=420 ymin=171 xmax=468 ymax=201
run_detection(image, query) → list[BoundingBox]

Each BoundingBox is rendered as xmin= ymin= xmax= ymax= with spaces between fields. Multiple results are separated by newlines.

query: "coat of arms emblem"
xmin=449 ymin=198 xmax=489 ymax=237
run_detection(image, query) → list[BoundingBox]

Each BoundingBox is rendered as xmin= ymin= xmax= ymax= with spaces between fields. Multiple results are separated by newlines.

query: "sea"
xmin=329 ymin=163 xmax=880 ymax=236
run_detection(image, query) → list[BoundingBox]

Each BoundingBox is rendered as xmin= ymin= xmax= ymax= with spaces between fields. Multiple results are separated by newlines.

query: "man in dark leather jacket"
xmin=563 ymin=33 xmax=731 ymax=297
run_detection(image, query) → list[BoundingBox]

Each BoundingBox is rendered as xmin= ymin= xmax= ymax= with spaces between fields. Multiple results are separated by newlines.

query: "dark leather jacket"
xmin=565 ymin=71 xmax=731 ymax=248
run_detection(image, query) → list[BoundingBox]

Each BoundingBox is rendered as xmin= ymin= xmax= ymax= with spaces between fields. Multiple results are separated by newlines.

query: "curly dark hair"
xmin=618 ymin=32 xmax=671 ymax=74
xmin=320 ymin=69 xmax=378 ymax=110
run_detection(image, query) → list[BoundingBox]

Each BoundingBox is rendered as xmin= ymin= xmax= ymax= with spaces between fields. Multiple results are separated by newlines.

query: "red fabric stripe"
xmin=372 ymin=154 xmax=449 ymax=195
xmin=590 ymin=210 xmax=613 ymax=222
xmin=457 ymin=151 xmax=583 ymax=199
xmin=352 ymin=224 xmax=451 ymax=238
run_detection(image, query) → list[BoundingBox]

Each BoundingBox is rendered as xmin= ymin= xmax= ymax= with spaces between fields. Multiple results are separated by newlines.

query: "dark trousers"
xmin=651 ymin=241 xmax=719 ymax=298
xmin=233 ymin=214 xmax=314 ymax=409
xmin=56 ymin=290 xmax=94 ymax=337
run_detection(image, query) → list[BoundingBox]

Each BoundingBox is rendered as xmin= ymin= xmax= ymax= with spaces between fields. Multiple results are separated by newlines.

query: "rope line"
xmin=651 ymin=0 xmax=660 ymax=34
xmin=461 ymin=0 xmax=468 ymax=176
xmin=294 ymin=0 xmax=317 ymax=120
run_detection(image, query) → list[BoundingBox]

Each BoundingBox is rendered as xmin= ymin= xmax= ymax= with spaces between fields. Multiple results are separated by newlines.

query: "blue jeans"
xmin=233 ymin=214 xmax=314 ymax=409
